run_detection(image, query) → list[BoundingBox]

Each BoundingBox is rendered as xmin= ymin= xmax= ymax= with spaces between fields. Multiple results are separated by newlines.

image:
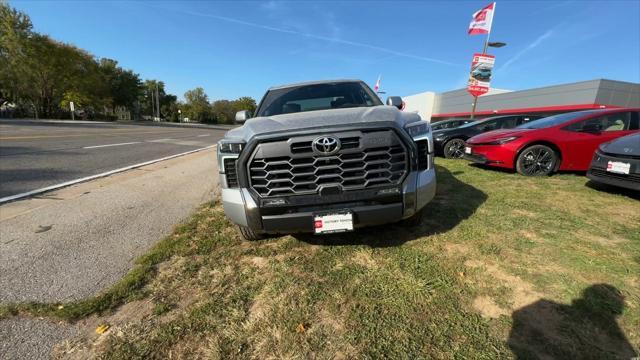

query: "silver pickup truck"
xmin=217 ymin=79 xmax=436 ymax=240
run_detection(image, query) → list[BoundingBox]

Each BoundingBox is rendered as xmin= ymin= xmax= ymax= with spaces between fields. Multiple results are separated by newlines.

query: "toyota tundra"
xmin=217 ymin=80 xmax=436 ymax=240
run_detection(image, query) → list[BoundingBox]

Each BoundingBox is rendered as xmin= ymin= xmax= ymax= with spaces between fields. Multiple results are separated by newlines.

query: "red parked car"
xmin=464 ymin=109 xmax=640 ymax=176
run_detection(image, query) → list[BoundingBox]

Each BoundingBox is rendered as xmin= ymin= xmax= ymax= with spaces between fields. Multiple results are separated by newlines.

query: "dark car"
xmin=433 ymin=114 xmax=543 ymax=158
xmin=431 ymin=118 xmax=473 ymax=131
xmin=587 ymin=132 xmax=640 ymax=191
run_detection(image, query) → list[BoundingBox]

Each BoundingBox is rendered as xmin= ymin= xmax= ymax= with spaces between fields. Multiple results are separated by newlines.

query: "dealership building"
xmin=402 ymin=79 xmax=640 ymax=122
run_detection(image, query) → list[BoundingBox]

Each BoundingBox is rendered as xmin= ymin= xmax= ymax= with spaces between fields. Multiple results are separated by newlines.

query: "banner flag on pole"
xmin=468 ymin=2 xmax=495 ymax=35
xmin=374 ymin=75 xmax=381 ymax=92
xmin=467 ymin=53 xmax=495 ymax=97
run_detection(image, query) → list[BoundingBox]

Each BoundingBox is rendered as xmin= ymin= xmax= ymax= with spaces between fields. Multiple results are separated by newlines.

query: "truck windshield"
xmin=255 ymin=82 xmax=382 ymax=117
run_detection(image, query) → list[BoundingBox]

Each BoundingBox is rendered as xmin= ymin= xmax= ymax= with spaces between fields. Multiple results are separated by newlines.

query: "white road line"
xmin=197 ymin=134 xmax=210 ymax=137
xmin=83 ymin=141 xmax=140 ymax=149
xmin=0 ymin=145 xmax=216 ymax=204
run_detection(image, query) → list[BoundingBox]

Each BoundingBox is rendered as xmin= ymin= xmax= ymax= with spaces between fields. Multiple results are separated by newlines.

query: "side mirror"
xmin=582 ymin=123 xmax=602 ymax=133
xmin=386 ymin=96 xmax=403 ymax=110
xmin=235 ymin=110 xmax=251 ymax=124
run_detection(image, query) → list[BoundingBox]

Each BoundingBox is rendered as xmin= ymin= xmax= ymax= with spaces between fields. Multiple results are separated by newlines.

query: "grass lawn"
xmin=3 ymin=159 xmax=639 ymax=359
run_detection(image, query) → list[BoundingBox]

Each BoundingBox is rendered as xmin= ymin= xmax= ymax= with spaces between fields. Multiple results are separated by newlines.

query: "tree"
xmin=210 ymin=96 xmax=257 ymax=124
xmin=211 ymin=99 xmax=234 ymax=124
xmin=0 ymin=1 xmax=35 ymax=116
xmin=26 ymin=34 xmax=106 ymax=118
xmin=233 ymin=96 xmax=257 ymax=115
xmin=184 ymin=87 xmax=212 ymax=122
xmin=99 ymin=58 xmax=142 ymax=110
xmin=1 ymin=2 xmax=156 ymax=120
xmin=160 ymin=94 xmax=179 ymax=122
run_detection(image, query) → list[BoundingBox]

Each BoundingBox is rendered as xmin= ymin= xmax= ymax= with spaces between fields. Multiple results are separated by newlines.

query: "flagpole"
xmin=471 ymin=2 xmax=494 ymax=120
xmin=470 ymin=32 xmax=489 ymax=120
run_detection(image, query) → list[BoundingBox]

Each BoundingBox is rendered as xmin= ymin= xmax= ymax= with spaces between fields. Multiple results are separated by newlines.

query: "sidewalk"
xmin=0 ymin=147 xmax=218 ymax=359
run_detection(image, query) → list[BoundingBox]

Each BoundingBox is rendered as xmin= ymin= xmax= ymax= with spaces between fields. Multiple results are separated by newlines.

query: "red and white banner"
xmin=468 ymin=2 xmax=495 ymax=35
xmin=467 ymin=53 xmax=495 ymax=97
xmin=374 ymin=75 xmax=381 ymax=92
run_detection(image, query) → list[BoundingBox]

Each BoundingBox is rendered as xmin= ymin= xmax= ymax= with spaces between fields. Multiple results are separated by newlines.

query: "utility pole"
xmin=150 ymin=89 xmax=154 ymax=121
xmin=155 ymin=83 xmax=161 ymax=121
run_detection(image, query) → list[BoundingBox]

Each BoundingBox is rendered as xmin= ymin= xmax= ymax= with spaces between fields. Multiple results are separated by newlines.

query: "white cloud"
xmin=171 ymin=8 xmax=459 ymax=66
xmin=498 ymin=30 xmax=554 ymax=72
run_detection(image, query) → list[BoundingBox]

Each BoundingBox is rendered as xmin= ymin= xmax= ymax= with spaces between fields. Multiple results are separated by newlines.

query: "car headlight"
xmin=485 ymin=136 xmax=519 ymax=145
xmin=404 ymin=122 xmax=430 ymax=138
xmin=218 ymin=141 xmax=245 ymax=154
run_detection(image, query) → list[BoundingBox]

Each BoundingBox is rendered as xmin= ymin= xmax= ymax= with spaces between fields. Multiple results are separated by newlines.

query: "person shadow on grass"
xmin=507 ymin=284 xmax=638 ymax=359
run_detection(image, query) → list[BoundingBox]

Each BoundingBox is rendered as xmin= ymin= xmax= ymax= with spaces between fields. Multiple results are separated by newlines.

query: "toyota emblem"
xmin=312 ymin=136 xmax=341 ymax=155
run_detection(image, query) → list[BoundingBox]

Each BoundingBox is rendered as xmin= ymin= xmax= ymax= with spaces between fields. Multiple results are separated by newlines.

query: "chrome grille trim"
xmin=248 ymin=130 xmax=408 ymax=197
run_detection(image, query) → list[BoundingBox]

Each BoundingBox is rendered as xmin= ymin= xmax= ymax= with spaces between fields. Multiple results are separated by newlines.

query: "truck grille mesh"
xmin=249 ymin=131 xmax=408 ymax=197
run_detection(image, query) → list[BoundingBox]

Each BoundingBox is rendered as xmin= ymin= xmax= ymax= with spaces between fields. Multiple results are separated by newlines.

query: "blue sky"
xmin=10 ymin=0 xmax=640 ymax=101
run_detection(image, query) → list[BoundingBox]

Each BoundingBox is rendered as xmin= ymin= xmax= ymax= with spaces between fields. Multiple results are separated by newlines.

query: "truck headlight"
xmin=218 ymin=141 xmax=245 ymax=154
xmin=404 ymin=122 xmax=430 ymax=138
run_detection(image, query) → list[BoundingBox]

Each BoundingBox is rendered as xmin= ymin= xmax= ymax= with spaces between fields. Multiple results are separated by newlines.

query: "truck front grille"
xmin=249 ymin=130 xmax=408 ymax=197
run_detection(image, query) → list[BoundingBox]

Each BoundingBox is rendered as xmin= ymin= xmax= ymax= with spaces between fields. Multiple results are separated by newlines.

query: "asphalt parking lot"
xmin=0 ymin=120 xmax=228 ymax=198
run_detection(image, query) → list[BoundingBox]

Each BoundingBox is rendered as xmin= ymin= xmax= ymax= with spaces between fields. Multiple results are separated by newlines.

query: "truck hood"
xmin=600 ymin=132 xmax=640 ymax=156
xmin=224 ymin=106 xmax=416 ymax=142
xmin=467 ymin=128 xmax=533 ymax=144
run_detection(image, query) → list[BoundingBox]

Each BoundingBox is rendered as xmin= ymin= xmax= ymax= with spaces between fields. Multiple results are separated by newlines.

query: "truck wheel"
xmin=237 ymin=226 xmax=264 ymax=241
xmin=401 ymin=208 xmax=424 ymax=227
xmin=443 ymin=138 xmax=466 ymax=159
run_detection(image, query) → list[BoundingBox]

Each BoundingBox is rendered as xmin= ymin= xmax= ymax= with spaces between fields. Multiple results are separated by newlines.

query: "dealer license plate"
xmin=314 ymin=212 xmax=353 ymax=234
xmin=607 ymin=161 xmax=630 ymax=174
xmin=465 ymin=146 xmax=472 ymax=154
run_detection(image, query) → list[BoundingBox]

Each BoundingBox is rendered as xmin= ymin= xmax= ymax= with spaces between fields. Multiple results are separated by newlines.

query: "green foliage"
xmin=0 ymin=2 xmax=155 ymax=120
xmin=1 ymin=2 xmax=255 ymax=122
xmin=183 ymin=87 xmax=212 ymax=122
xmin=99 ymin=58 xmax=143 ymax=110
xmin=210 ymin=96 xmax=257 ymax=124
xmin=59 ymin=90 xmax=90 ymax=110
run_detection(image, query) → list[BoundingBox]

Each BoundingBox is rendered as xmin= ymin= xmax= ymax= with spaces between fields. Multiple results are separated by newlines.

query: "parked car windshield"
xmin=516 ymin=110 xmax=601 ymax=129
xmin=456 ymin=119 xmax=482 ymax=129
xmin=256 ymin=82 xmax=382 ymax=117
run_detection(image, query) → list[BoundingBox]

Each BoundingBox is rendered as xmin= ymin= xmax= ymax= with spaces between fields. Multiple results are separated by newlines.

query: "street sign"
xmin=69 ymin=101 xmax=75 ymax=111
xmin=467 ymin=53 xmax=495 ymax=97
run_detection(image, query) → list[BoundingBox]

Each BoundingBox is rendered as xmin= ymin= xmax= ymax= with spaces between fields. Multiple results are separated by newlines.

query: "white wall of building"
xmin=402 ymin=92 xmax=436 ymax=122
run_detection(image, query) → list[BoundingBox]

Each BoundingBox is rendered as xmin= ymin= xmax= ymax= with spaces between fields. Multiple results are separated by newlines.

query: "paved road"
xmin=0 ymin=120 xmax=228 ymax=359
xmin=0 ymin=120 xmax=227 ymax=198
xmin=0 ymin=147 xmax=219 ymax=302
xmin=0 ymin=147 xmax=219 ymax=359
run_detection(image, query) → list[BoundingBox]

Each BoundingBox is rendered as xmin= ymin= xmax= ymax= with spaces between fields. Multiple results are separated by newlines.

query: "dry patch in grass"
xmin=465 ymin=259 xmax=544 ymax=318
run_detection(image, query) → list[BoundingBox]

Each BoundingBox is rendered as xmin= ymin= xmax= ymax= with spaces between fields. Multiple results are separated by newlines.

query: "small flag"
xmin=374 ymin=75 xmax=381 ymax=92
xmin=468 ymin=2 xmax=495 ymax=35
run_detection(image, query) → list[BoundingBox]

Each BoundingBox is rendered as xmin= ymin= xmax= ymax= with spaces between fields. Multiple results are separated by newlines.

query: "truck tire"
xmin=401 ymin=208 xmax=424 ymax=227
xmin=237 ymin=225 xmax=264 ymax=241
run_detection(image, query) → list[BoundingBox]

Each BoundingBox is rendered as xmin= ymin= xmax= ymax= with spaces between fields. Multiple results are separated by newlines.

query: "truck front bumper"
xmin=221 ymin=167 xmax=436 ymax=234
